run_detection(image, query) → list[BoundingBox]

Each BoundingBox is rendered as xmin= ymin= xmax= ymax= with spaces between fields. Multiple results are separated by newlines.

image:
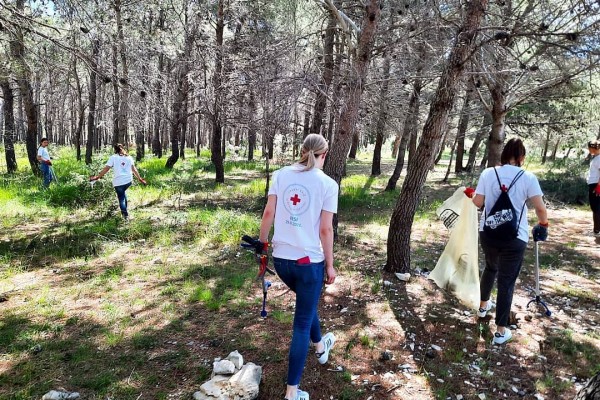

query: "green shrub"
xmin=538 ymin=159 xmax=589 ymax=205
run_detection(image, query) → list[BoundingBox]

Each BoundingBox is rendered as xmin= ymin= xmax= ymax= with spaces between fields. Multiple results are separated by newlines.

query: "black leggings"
xmin=589 ymin=184 xmax=600 ymax=233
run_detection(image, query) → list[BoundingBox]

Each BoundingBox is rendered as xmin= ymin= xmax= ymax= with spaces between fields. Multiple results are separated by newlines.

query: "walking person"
xmin=586 ymin=140 xmax=600 ymax=236
xmin=470 ymin=138 xmax=548 ymax=344
xmin=258 ymin=134 xmax=338 ymax=400
xmin=37 ymin=137 xmax=54 ymax=188
xmin=90 ymin=144 xmax=146 ymax=219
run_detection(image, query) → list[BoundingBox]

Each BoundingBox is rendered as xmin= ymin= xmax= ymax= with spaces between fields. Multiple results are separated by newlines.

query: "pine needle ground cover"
xmin=0 ymin=154 xmax=598 ymax=400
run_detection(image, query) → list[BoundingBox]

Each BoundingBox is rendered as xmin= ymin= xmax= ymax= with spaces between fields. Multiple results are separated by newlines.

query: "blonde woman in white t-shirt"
xmin=258 ymin=134 xmax=338 ymax=400
xmin=90 ymin=144 xmax=146 ymax=219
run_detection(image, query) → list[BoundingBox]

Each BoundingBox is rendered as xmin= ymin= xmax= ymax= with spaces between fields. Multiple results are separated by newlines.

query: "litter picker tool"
xmin=526 ymin=240 xmax=552 ymax=317
xmin=49 ymin=166 xmax=59 ymax=184
xmin=241 ymin=235 xmax=275 ymax=318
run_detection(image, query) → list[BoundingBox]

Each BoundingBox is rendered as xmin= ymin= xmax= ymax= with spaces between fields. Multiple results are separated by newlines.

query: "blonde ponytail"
xmin=299 ymin=134 xmax=328 ymax=171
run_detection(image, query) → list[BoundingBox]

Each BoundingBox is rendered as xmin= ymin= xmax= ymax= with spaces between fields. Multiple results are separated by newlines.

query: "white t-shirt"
xmin=106 ymin=154 xmax=135 ymax=187
xmin=37 ymin=146 xmax=50 ymax=162
xmin=268 ymin=164 xmax=339 ymax=262
xmin=587 ymin=154 xmax=600 ymax=184
xmin=475 ymin=165 xmax=543 ymax=243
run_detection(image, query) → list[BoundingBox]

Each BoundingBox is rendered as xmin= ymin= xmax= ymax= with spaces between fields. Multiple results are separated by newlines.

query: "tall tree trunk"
xmin=114 ymin=0 xmax=129 ymax=147
xmin=111 ymin=43 xmax=120 ymax=145
xmin=210 ymin=0 xmax=225 ymax=182
xmin=550 ymin=136 xmax=560 ymax=161
xmin=434 ymin=129 xmax=449 ymax=165
xmin=179 ymin=85 xmax=188 ymax=159
xmin=348 ymin=131 xmax=359 ymax=159
xmin=248 ymin=91 xmax=256 ymax=161
xmin=85 ymin=39 xmax=100 ymax=165
xmin=324 ymin=0 xmax=381 ymax=186
xmin=72 ymin=53 xmax=85 ymax=162
xmin=385 ymin=76 xmax=422 ymax=191
xmin=152 ymin=53 xmax=164 ymax=157
xmin=465 ymin=113 xmax=490 ymax=172
xmin=486 ymin=86 xmax=507 ymax=167
xmin=10 ymin=0 xmax=39 ymax=175
xmin=455 ymin=84 xmax=476 ymax=173
xmin=541 ymin=129 xmax=550 ymax=164
xmin=1 ymin=78 xmax=17 ymax=173
xmin=371 ymin=54 xmax=391 ymax=176
xmin=310 ymin=11 xmax=335 ymax=135
xmin=385 ymin=0 xmax=488 ymax=273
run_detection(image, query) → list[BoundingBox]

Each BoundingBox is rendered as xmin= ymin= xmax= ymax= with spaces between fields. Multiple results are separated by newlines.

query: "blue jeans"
xmin=273 ymin=257 xmax=324 ymax=386
xmin=40 ymin=163 xmax=53 ymax=187
xmin=114 ymin=182 xmax=132 ymax=217
xmin=479 ymin=232 xmax=527 ymax=327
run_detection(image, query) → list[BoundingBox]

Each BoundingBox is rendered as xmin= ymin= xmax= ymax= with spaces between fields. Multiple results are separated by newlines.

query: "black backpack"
xmin=483 ymin=167 xmax=525 ymax=241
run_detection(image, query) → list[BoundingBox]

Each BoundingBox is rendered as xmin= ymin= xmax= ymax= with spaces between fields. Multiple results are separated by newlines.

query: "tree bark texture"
xmin=574 ymin=372 xmax=600 ymax=400
xmin=1 ymin=78 xmax=18 ymax=173
xmin=10 ymin=0 xmax=39 ymax=175
xmin=310 ymin=11 xmax=336 ymax=135
xmin=385 ymin=0 xmax=488 ymax=273
xmin=385 ymin=76 xmax=422 ymax=191
xmin=115 ymin=0 xmax=129 ymax=147
xmin=85 ymin=39 xmax=100 ymax=165
xmin=465 ymin=113 xmax=490 ymax=172
xmin=324 ymin=0 xmax=381 ymax=187
xmin=371 ymin=54 xmax=391 ymax=176
xmin=486 ymin=85 xmax=507 ymax=167
xmin=455 ymin=84 xmax=476 ymax=173
xmin=210 ymin=0 xmax=225 ymax=182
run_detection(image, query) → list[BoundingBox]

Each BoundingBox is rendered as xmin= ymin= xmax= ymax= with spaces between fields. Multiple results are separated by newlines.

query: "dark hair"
xmin=114 ymin=143 xmax=128 ymax=155
xmin=40 ymin=137 xmax=48 ymax=143
xmin=588 ymin=140 xmax=600 ymax=150
xmin=500 ymin=138 xmax=526 ymax=167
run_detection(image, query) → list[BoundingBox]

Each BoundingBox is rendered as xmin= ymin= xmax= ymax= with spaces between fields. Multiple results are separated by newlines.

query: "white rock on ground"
xmin=42 ymin=391 xmax=80 ymax=400
xmin=226 ymin=350 xmax=244 ymax=370
xmin=193 ymin=352 xmax=262 ymax=400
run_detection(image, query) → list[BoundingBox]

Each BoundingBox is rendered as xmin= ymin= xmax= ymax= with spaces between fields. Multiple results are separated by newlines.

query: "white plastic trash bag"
xmin=436 ymin=187 xmax=468 ymax=230
xmin=429 ymin=188 xmax=480 ymax=309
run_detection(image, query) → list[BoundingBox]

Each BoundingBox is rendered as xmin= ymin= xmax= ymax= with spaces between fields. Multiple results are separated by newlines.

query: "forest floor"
xmin=0 ymin=156 xmax=598 ymax=400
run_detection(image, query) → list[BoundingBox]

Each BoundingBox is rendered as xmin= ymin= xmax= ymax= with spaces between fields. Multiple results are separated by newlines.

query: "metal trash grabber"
xmin=526 ymin=240 xmax=552 ymax=317
xmin=241 ymin=235 xmax=275 ymax=318
xmin=49 ymin=166 xmax=59 ymax=184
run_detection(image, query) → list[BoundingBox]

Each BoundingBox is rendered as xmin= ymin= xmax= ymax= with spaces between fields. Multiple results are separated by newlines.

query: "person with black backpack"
xmin=468 ymin=138 xmax=548 ymax=345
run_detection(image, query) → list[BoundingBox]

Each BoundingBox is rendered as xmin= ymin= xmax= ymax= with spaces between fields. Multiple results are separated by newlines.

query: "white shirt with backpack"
xmin=475 ymin=165 xmax=543 ymax=243
xmin=106 ymin=154 xmax=135 ymax=187
xmin=268 ymin=164 xmax=339 ymax=263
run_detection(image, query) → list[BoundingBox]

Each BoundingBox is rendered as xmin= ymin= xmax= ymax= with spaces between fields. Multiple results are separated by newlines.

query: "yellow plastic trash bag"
xmin=429 ymin=187 xmax=480 ymax=309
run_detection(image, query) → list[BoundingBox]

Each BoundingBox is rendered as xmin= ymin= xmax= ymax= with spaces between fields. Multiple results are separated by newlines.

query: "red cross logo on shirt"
xmin=290 ymin=194 xmax=301 ymax=205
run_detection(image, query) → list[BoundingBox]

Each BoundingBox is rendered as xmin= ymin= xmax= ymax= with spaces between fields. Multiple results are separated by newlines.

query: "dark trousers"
xmin=273 ymin=257 xmax=324 ymax=386
xmin=114 ymin=182 xmax=132 ymax=217
xmin=589 ymin=184 xmax=600 ymax=233
xmin=480 ymin=232 xmax=527 ymax=327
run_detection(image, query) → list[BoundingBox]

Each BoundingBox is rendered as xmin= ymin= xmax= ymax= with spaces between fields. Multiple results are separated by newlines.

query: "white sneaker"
xmin=316 ymin=332 xmax=336 ymax=364
xmin=477 ymin=300 xmax=495 ymax=318
xmin=286 ymin=389 xmax=309 ymax=400
xmin=492 ymin=329 xmax=513 ymax=345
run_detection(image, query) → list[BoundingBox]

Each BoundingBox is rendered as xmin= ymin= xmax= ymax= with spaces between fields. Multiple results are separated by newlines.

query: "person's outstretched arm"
xmin=131 ymin=165 xmax=146 ymax=184
xmin=91 ymin=166 xmax=111 ymax=180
